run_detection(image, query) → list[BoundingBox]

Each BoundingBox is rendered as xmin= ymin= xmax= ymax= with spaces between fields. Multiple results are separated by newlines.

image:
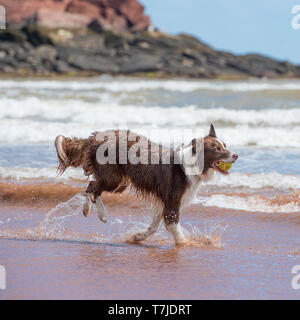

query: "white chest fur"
xmin=180 ymin=168 xmax=215 ymax=209
xmin=176 ymin=142 xmax=216 ymax=209
xmin=180 ymin=176 xmax=202 ymax=209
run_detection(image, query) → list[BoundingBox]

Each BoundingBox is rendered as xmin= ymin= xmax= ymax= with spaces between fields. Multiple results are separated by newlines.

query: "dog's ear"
xmin=208 ymin=123 xmax=217 ymax=138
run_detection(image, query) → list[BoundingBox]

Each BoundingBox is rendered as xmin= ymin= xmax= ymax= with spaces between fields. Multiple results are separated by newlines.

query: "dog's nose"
xmin=232 ymin=154 xmax=238 ymax=161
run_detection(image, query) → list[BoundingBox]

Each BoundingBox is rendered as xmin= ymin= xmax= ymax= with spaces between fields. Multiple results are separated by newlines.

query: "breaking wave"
xmin=1 ymin=78 xmax=300 ymax=147
xmin=3 ymin=119 xmax=300 ymax=147
xmin=0 ymin=166 xmax=87 ymax=182
xmin=1 ymin=95 xmax=300 ymax=147
xmin=1 ymin=168 xmax=300 ymax=190
xmin=204 ymin=172 xmax=300 ymax=190
xmin=1 ymin=173 xmax=300 ymax=214
xmin=3 ymin=96 xmax=300 ymax=126
xmin=196 ymin=191 xmax=300 ymax=213
xmin=1 ymin=78 xmax=300 ymax=92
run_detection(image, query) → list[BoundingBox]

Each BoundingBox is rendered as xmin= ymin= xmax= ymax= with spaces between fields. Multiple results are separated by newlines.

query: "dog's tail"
xmin=55 ymin=135 xmax=87 ymax=175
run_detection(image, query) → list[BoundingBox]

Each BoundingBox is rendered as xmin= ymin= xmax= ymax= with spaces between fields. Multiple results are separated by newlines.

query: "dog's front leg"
xmin=163 ymin=208 xmax=186 ymax=245
xmin=166 ymin=223 xmax=185 ymax=245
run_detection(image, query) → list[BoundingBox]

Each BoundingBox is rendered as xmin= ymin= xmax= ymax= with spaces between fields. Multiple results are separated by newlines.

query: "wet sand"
xmin=1 ymin=187 xmax=300 ymax=300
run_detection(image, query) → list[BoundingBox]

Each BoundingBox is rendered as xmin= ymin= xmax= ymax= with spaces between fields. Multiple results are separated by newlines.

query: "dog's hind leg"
xmin=128 ymin=211 xmax=163 ymax=243
xmin=82 ymin=181 xmax=108 ymax=222
xmin=96 ymin=195 xmax=108 ymax=223
xmin=82 ymin=192 xmax=92 ymax=217
xmin=82 ymin=181 xmax=97 ymax=218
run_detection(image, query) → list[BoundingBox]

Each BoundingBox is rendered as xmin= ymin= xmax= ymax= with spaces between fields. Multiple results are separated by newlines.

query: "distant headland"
xmin=0 ymin=0 xmax=299 ymax=78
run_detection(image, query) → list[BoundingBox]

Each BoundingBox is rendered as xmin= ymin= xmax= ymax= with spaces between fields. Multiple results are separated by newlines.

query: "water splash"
xmin=181 ymin=221 xmax=227 ymax=248
xmin=37 ymin=194 xmax=83 ymax=241
xmin=0 ymin=193 xmax=226 ymax=248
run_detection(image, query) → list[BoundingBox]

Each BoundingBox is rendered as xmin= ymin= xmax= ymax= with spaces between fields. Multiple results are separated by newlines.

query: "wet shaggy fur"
xmin=55 ymin=125 xmax=237 ymax=244
xmin=56 ymin=130 xmax=189 ymax=226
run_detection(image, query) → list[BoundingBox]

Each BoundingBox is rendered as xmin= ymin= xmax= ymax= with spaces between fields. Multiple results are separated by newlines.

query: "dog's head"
xmin=177 ymin=124 xmax=238 ymax=176
xmin=203 ymin=124 xmax=238 ymax=175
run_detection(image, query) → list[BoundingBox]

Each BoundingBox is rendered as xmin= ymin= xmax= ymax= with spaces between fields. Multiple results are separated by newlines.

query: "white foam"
xmin=1 ymin=78 xmax=300 ymax=92
xmin=1 ymin=76 xmax=300 ymax=147
xmin=1 ymin=167 xmax=300 ymax=190
xmin=204 ymin=172 xmax=300 ymax=190
xmin=2 ymin=96 xmax=300 ymax=126
xmin=1 ymin=95 xmax=300 ymax=146
xmin=196 ymin=194 xmax=300 ymax=213
xmin=1 ymin=120 xmax=300 ymax=147
xmin=0 ymin=166 xmax=87 ymax=182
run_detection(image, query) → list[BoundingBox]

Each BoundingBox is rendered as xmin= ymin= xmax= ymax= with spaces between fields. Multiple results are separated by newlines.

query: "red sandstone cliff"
xmin=0 ymin=0 xmax=152 ymax=31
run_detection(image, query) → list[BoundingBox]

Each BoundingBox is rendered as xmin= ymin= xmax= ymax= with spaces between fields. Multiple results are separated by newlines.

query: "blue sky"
xmin=140 ymin=0 xmax=300 ymax=64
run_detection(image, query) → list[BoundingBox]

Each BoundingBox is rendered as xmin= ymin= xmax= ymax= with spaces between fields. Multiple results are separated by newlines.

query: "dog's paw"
xmin=82 ymin=203 xmax=91 ymax=217
xmin=98 ymin=215 xmax=107 ymax=223
xmin=127 ymin=233 xmax=145 ymax=244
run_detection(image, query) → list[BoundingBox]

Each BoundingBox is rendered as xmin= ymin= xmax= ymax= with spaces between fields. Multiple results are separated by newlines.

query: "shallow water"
xmin=1 ymin=77 xmax=300 ymax=299
xmin=1 ymin=194 xmax=300 ymax=299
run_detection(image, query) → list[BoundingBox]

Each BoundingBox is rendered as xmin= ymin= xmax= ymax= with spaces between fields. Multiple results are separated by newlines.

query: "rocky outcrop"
xmin=0 ymin=27 xmax=299 ymax=78
xmin=0 ymin=0 xmax=299 ymax=78
xmin=0 ymin=0 xmax=152 ymax=32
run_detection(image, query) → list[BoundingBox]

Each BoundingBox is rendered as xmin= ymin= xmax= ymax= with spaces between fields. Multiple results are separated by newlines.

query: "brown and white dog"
xmin=55 ymin=124 xmax=238 ymax=245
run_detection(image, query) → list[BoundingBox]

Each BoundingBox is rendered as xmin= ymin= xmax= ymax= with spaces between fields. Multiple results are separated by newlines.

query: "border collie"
xmin=55 ymin=124 xmax=238 ymax=245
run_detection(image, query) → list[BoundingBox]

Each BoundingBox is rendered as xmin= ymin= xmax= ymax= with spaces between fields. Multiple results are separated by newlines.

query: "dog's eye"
xmin=216 ymin=147 xmax=221 ymax=151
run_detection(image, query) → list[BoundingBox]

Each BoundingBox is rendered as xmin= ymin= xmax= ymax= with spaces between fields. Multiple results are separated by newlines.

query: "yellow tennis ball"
xmin=219 ymin=161 xmax=232 ymax=171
